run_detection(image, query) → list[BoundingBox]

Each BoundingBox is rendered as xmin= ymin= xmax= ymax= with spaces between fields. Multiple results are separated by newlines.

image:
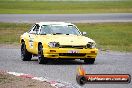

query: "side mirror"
xmin=82 ymin=32 xmax=87 ymax=36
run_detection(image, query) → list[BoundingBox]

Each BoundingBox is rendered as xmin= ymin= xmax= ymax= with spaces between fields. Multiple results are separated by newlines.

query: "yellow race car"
xmin=20 ymin=22 xmax=98 ymax=64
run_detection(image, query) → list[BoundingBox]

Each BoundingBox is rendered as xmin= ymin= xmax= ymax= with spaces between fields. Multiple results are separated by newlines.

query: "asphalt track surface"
xmin=0 ymin=13 xmax=132 ymax=23
xmin=0 ymin=47 xmax=132 ymax=88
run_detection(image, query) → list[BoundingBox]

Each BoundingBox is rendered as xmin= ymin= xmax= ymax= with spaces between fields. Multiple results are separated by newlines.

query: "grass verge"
xmin=77 ymin=23 xmax=132 ymax=52
xmin=0 ymin=22 xmax=132 ymax=52
xmin=0 ymin=23 xmax=31 ymax=44
xmin=0 ymin=1 xmax=132 ymax=14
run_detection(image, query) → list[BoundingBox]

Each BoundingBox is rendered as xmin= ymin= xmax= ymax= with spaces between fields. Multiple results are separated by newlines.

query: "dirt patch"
xmin=0 ymin=72 xmax=54 ymax=88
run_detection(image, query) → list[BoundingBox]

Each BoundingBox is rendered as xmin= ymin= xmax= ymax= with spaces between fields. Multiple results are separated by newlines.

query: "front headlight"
xmin=86 ymin=42 xmax=96 ymax=49
xmin=48 ymin=42 xmax=60 ymax=48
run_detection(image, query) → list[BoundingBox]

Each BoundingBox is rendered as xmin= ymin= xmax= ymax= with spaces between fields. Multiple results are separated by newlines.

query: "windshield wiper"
xmin=53 ymin=33 xmax=63 ymax=35
xmin=41 ymin=33 xmax=46 ymax=35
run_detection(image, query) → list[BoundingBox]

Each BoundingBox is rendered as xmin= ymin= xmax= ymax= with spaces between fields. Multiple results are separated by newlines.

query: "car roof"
xmin=36 ymin=22 xmax=75 ymax=26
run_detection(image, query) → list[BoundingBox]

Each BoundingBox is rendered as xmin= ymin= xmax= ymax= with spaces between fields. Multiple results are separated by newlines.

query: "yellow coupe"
xmin=20 ymin=22 xmax=98 ymax=64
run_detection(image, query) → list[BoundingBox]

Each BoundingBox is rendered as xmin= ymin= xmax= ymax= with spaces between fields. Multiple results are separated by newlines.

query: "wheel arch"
xmin=21 ymin=39 xmax=25 ymax=43
xmin=38 ymin=42 xmax=42 ymax=50
xmin=38 ymin=42 xmax=42 ymax=45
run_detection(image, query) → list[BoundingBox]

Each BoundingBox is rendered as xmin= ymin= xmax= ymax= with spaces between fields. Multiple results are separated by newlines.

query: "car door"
xmin=28 ymin=24 xmax=40 ymax=54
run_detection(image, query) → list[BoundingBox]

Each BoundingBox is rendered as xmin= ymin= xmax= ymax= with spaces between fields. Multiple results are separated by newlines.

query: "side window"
xmin=29 ymin=24 xmax=40 ymax=34
xmin=29 ymin=25 xmax=36 ymax=34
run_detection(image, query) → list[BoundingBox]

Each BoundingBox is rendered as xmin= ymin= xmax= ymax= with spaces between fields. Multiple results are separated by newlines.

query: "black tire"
xmin=38 ymin=44 xmax=48 ymax=64
xmin=84 ymin=58 xmax=95 ymax=64
xmin=21 ymin=42 xmax=32 ymax=61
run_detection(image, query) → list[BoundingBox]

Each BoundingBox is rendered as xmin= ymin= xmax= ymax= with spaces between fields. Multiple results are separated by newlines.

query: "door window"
xmin=29 ymin=24 xmax=40 ymax=34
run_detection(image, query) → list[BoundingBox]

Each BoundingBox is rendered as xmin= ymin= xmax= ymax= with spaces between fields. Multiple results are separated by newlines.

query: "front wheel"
xmin=84 ymin=58 xmax=95 ymax=64
xmin=21 ymin=42 xmax=32 ymax=61
xmin=38 ymin=44 xmax=48 ymax=64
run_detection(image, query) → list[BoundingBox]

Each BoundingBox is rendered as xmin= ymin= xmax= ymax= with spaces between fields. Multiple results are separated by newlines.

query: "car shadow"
xmin=31 ymin=59 xmax=96 ymax=65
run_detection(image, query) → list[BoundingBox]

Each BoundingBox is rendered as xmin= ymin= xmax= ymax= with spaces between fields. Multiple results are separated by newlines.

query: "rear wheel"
xmin=84 ymin=58 xmax=95 ymax=64
xmin=38 ymin=44 xmax=48 ymax=64
xmin=21 ymin=42 xmax=32 ymax=61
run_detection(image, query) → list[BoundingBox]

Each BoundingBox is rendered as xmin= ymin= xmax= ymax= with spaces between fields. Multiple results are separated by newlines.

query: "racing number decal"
xmin=29 ymin=37 xmax=34 ymax=49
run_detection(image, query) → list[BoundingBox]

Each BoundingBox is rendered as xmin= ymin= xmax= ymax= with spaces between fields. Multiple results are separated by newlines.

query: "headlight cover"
xmin=48 ymin=42 xmax=60 ymax=48
xmin=86 ymin=42 xmax=96 ymax=49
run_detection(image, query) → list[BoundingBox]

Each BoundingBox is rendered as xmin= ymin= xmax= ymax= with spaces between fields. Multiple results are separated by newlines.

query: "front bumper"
xmin=43 ymin=48 xmax=98 ymax=59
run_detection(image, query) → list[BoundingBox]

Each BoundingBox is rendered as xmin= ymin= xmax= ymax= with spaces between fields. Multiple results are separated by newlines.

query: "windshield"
xmin=40 ymin=25 xmax=81 ymax=35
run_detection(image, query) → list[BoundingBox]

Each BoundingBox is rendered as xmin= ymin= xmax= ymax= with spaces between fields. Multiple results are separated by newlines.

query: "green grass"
xmin=77 ymin=23 xmax=132 ymax=52
xmin=0 ymin=23 xmax=31 ymax=44
xmin=0 ymin=1 xmax=132 ymax=14
xmin=0 ymin=22 xmax=132 ymax=52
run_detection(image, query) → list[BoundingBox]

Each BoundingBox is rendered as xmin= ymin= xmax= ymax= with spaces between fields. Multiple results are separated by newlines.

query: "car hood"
xmin=41 ymin=35 xmax=95 ymax=46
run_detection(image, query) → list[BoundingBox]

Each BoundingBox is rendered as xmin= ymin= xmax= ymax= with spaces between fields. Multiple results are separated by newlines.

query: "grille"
xmin=59 ymin=53 xmax=86 ymax=56
xmin=59 ymin=45 xmax=86 ymax=49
